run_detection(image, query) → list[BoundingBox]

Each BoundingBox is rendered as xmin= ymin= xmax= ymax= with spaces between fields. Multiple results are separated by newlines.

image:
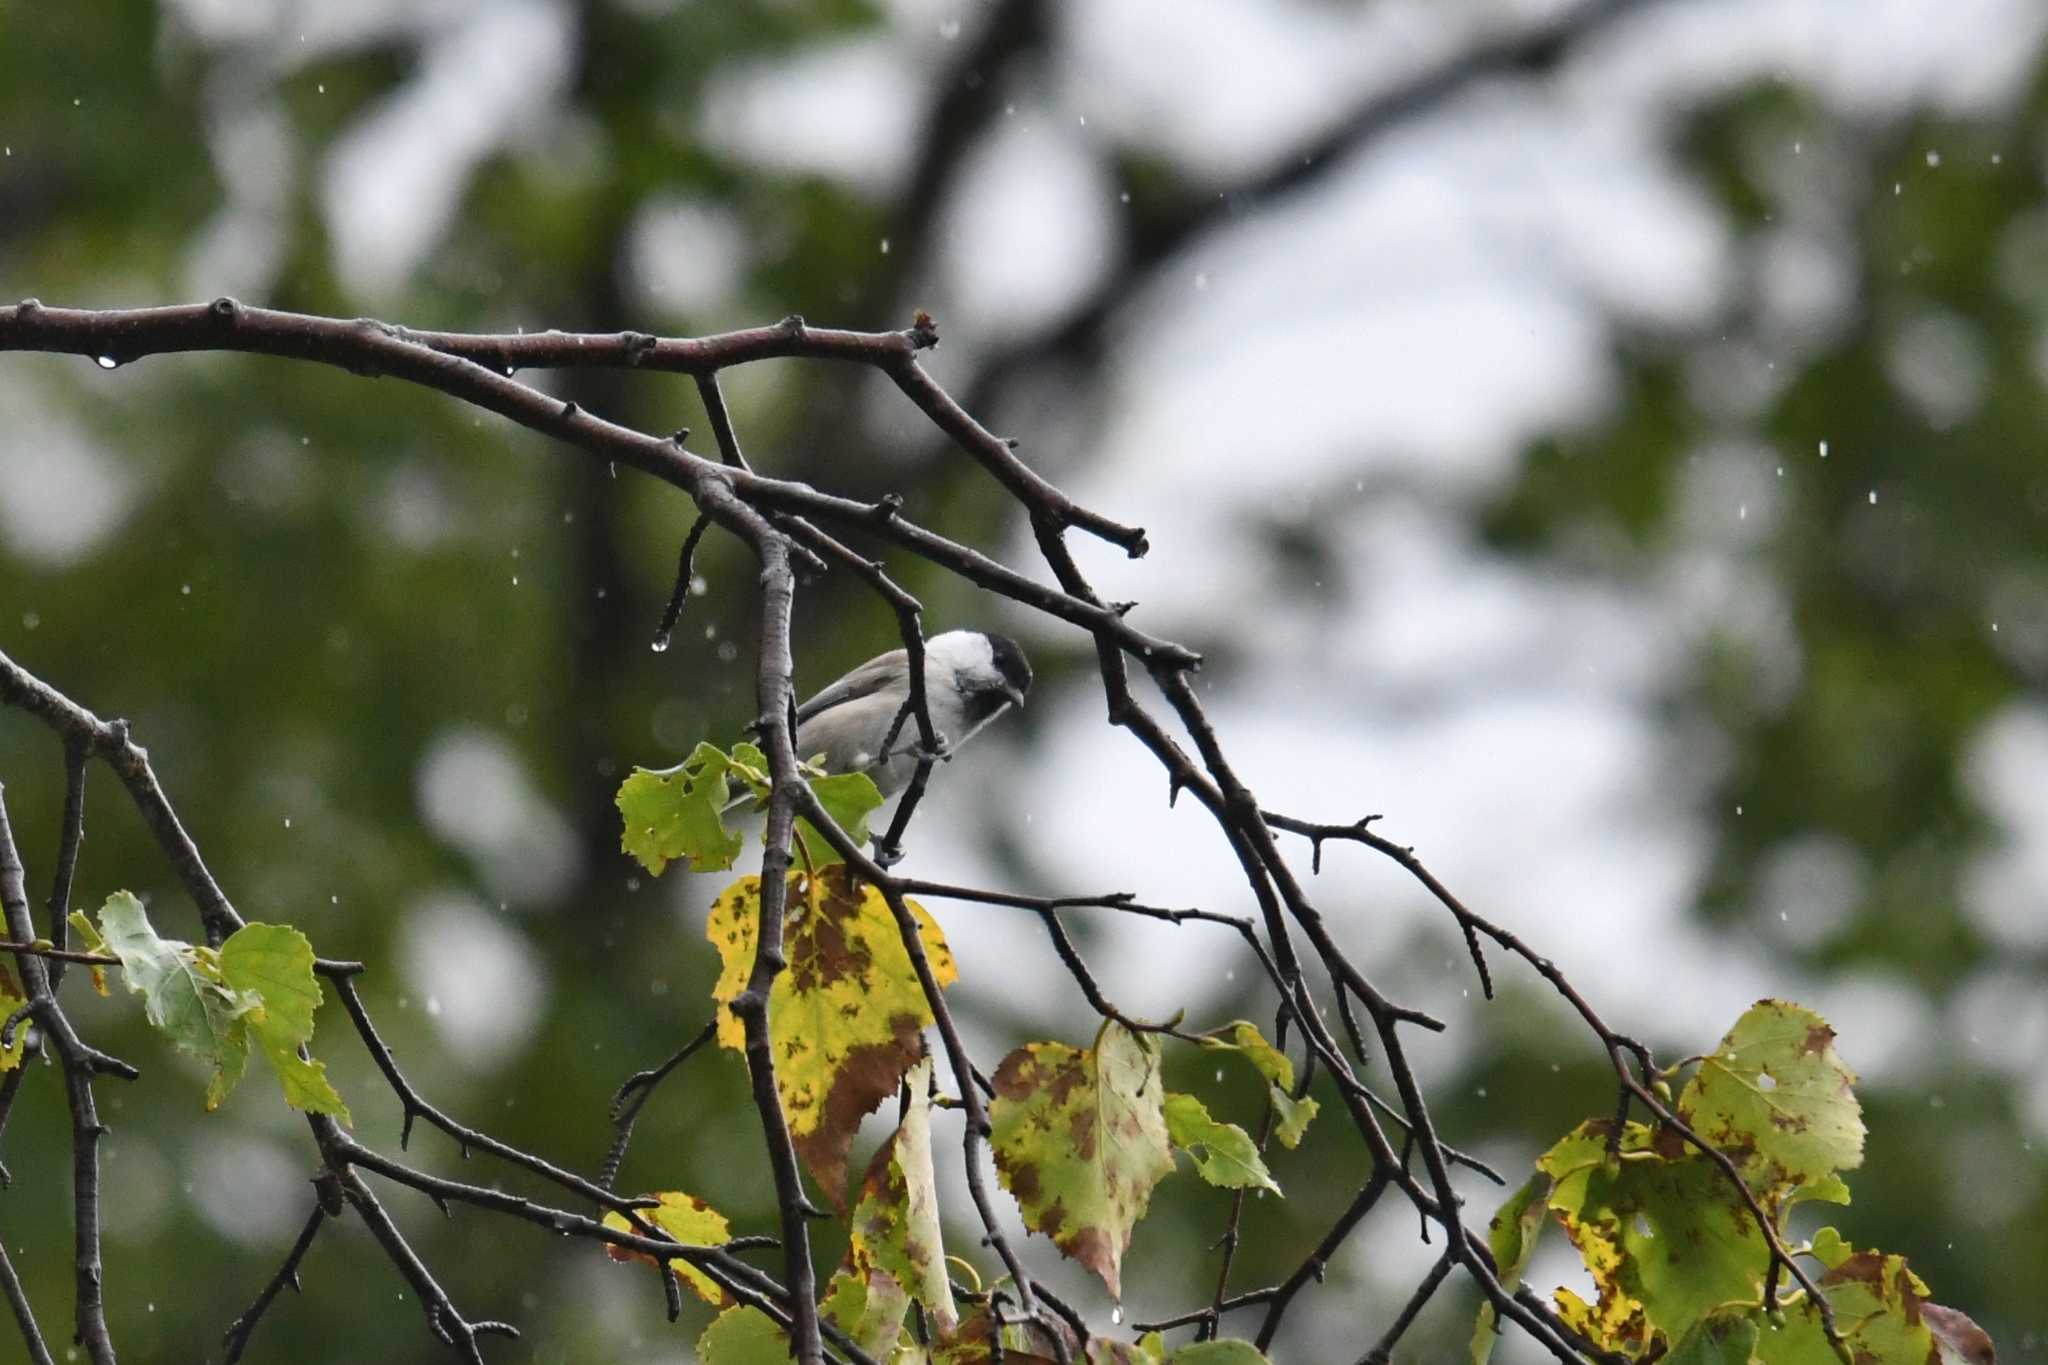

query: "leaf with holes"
xmin=990 ymin=1021 xmax=1175 ymax=1300
xmin=1677 ymin=998 xmax=1863 ymax=1201
xmin=1539 ymin=1119 xmax=1766 ymax=1354
xmin=1163 ymin=1091 xmax=1279 ymax=1194
xmin=600 ymin=1191 xmax=731 ymax=1306
xmin=849 ymin=1057 xmax=956 ymax=1334
xmin=617 ymin=744 xmax=745 ymax=875
xmin=707 ymin=866 xmax=955 ymax=1208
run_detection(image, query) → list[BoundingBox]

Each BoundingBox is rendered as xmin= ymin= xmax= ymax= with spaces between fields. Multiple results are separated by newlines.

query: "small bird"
xmin=793 ymin=629 xmax=1032 ymax=796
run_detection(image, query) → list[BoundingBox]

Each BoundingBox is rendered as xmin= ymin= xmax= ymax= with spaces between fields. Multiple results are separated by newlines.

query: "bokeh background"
xmin=3 ymin=0 xmax=2046 ymax=1361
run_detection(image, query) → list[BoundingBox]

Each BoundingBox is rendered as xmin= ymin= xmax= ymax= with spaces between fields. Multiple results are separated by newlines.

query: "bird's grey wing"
xmin=794 ymin=648 xmax=908 ymax=725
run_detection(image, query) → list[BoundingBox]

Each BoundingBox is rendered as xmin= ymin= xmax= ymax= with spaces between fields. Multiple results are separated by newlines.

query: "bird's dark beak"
xmin=1001 ymin=683 xmax=1027 ymax=710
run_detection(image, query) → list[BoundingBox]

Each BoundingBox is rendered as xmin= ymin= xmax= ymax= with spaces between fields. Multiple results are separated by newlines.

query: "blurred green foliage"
xmin=0 ymin=4 xmax=2043 ymax=1363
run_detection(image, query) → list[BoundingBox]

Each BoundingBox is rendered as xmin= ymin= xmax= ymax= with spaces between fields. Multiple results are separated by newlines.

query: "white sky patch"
xmin=696 ymin=35 xmax=921 ymax=197
xmin=187 ymin=1133 xmax=314 ymax=1248
xmin=183 ymin=88 xmax=296 ymax=301
xmin=625 ymin=195 xmax=752 ymax=321
xmin=0 ymin=376 xmax=142 ymax=567
xmin=935 ymin=110 xmax=1117 ymax=341
xmin=399 ymin=890 xmax=550 ymax=1071
xmin=1577 ymin=0 xmax=2048 ymax=121
xmin=1960 ymin=702 xmax=2048 ymax=951
xmin=322 ymin=0 xmax=573 ymax=300
xmin=415 ymin=727 xmax=582 ymax=908
xmin=1060 ymin=0 xmax=1474 ymax=181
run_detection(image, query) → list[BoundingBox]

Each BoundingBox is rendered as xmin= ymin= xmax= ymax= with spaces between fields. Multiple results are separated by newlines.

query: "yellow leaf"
xmin=707 ymin=867 xmax=956 ymax=1207
xmin=601 ymin=1191 xmax=732 ymax=1307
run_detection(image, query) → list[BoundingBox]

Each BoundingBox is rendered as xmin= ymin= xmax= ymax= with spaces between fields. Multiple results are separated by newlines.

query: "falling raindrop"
xmin=879 ymin=238 xmax=891 ymax=255
xmin=1868 ymin=490 xmax=1877 ymax=505
xmin=1818 ymin=440 xmax=1829 ymax=458
xmin=651 ymin=633 xmax=672 ymax=654
xmin=1925 ymin=150 xmax=1942 ymax=168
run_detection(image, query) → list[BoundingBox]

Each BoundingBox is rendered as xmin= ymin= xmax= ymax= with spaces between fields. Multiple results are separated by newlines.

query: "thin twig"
xmin=602 ymin=1020 xmax=719 ymax=1191
xmin=221 ymin=1199 xmax=329 ymax=1364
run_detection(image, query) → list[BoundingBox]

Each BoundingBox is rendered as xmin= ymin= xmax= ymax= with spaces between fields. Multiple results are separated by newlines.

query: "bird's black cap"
xmin=984 ymin=632 xmax=1033 ymax=700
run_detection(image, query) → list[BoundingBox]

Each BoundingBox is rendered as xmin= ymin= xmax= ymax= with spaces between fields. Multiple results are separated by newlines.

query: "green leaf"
xmin=616 ymin=744 xmax=745 ymax=875
xmin=600 ymin=1191 xmax=732 ymax=1307
xmin=1538 ymin=1120 xmax=1768 ymax=1354
xmin=219 ymin=922 xmax=350 ymax=1122
xmin=850 ymin=1056 xmax=957 ymax=1334
xmin=726 ymin=742 xmax=771 ymax=798
xmin=707 ymin=867 xmax=957 ymax=1209
xmin=696 ymin=1305 xmax=788 ymax=1364
xmin=65 ymin=909 xmax=111 ymax=996
xmin=1202 ymin=1020 xmax=1293 ymax=1090
xmin=1754 ymin=1235 xmax=1937 ymax=1365
xmin=1677 ymin=999 xmax=1863 ymax=1200
xmin=821 ymin=1266 xmax=913 ymax=1360
xmin=1166 ymin=1343 xmax=1273 ymax=1364
xmin=1163 ymin=1091 xmax=1280 ymax=1194
xmin=97 ymin=892 xmax=255 ymax=1099
xmin=1786 ymin=1171 xmax=1852 ymax=1209
xmin=991 ymin=1022 xmax=1176 ymax=1299
xmin=1664 ymin=1313 xmax=1760 ymax=1365
xmin=1269 ymin=1088 xmax=1318 ymax=1150
xmin=1471 ymin=1172 xmax=1552 ymax=1365
xmin=796 ymin=769 xmax=885 ymax=869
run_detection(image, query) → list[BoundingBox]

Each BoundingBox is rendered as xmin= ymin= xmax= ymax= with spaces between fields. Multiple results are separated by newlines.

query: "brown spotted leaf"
xmin=849 ymin=1057 xmax=956 ymax=1334
xmin=989 ymin=1022 xmax=1175 ymax=1300
xmin=1538 ymin=1119 xmax=1766 ymax=1354
xmin=1677 ymin=999 xmax=1863 ymax=1200
xmin=1755 ymin=1227 xmax=1944 ymax=1364
xmin=819 ymin=1266 xmax=913 ymax=1361
xmin=707 ymin=866 xmax=956 ymax=1209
